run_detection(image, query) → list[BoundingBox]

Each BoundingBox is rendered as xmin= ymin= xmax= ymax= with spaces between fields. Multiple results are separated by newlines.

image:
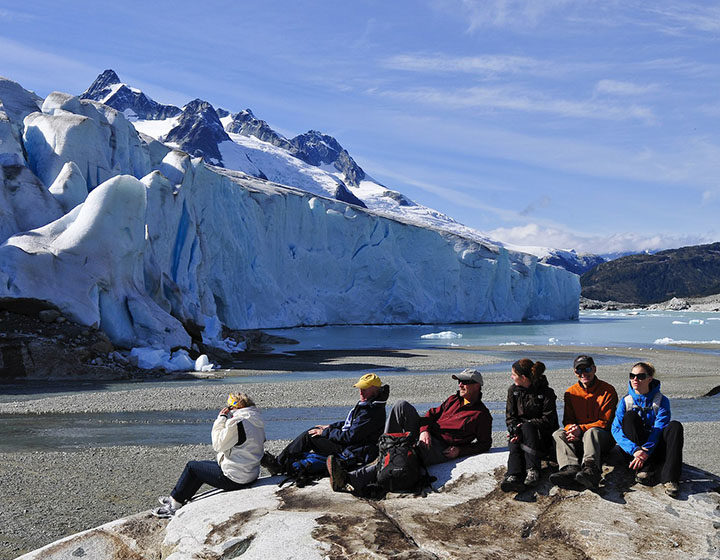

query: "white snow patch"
xmin=132 ymin=116 xmax=180 ymax=140
xmin=130 ymin=347 xmax=216 ymax=372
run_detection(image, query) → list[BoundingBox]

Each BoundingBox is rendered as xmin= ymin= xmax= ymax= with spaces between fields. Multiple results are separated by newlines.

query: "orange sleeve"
xmin=579 ymin=383 xmax=618 ymax=431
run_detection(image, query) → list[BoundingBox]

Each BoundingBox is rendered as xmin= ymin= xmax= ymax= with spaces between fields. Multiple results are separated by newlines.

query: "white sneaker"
xmin=157 ymin=496 xmax=172 ymax=506
xmin=152 ymin=504 xmax=178 ymax=519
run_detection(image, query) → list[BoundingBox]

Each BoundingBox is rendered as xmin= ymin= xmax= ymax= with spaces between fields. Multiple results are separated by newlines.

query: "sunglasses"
xmin=574 ymin=366 xmax=593 ymax=374
xmin=629 ymin=372 xmax=649 ymax=380
xmin=458 ymin=380 xmax=477 ymax=385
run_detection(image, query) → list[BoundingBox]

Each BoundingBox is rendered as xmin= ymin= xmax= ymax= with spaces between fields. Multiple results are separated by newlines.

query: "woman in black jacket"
xmin=501 ymin=358 xmax=558 ymax=492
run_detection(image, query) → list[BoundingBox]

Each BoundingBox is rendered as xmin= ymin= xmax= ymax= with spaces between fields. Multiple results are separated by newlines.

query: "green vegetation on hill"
xmin=580 ymin=242 xmax=720 ymax=304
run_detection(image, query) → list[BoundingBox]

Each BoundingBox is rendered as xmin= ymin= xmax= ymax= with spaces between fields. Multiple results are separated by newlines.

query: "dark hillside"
xmin=580 ymin=242 xmax=720 ymax=304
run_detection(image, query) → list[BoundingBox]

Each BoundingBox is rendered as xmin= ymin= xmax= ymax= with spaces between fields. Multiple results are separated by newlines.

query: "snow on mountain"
xmin=225 ymin=108 xmax=295 ymax=152
xmin=77 ymin=71 xmax=599 ymax=277
xmin=80 ymin=69 xmax=181 ymax=121
xmin=0 ymin=73 xmax=580 ymax=353
xmin=162 ymin=99 xmax=230 ymax=165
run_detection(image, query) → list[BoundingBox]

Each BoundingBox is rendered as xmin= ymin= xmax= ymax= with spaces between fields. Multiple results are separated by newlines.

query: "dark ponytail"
xmin=512 ymin=358 xmax=546 ymax=385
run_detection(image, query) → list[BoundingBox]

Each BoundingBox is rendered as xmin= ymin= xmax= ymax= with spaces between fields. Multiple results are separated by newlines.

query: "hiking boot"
xmin=664 ymin=481 xmax=680 ymax=498
xmin=575 ymin=462 xmax=601 ymax=489
xmin=635 ymin=470 xmax=654 ymax=486
xmin=326 ymin=455 xmax=347 ymax=492
xmin=524 ymin=468 xmax=540 ymax=487
xmin=261 ymin=451 xmax=281 ymax=476
xmin=152 ymin=504 xmax=178 ymax=519
xmin=500 ymin=474 xmax=525 ymax=493
xmin=549 ymin=465 xmax=580 ymax=488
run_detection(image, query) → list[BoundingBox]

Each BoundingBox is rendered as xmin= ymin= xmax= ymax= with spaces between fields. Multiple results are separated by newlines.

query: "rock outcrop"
xmin=16 ymin=452 xmax=720 ymax=560
xmin=581 ymin=242 xmax=720 ymax=304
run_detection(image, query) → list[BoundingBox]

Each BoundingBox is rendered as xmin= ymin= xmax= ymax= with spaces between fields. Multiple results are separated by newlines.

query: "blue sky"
xmin=2 ymin=0 xmax=720 ymax=254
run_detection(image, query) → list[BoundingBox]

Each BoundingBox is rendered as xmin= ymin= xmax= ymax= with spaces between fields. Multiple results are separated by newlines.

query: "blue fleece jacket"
xmin=611 ymin=378 xmax=671 ymax=456
xmin=322 ymin=384 xmax=388 ymax=467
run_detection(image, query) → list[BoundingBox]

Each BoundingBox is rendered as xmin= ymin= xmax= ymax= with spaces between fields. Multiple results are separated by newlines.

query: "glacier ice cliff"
xmin=0 ymin=76 xmax=580 ymax=350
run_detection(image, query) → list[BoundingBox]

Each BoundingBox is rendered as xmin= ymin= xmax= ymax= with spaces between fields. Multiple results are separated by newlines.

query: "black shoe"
xmin=549 ymin=465 xmax=581 ymax=488
xmin=575 ymin=462 xmax=601 ymax=489
xmin=500 ymin=474 xmax=525 ymax=493
xmin=326 ymin=455 xmax=347 ymax=492
xmin=635 ymin=470 xmax=654 ymax=486
xmin=524 ymin=468 xmax=540 ymax=487
xmin=261 ymin=451 xmax=281 ymax=476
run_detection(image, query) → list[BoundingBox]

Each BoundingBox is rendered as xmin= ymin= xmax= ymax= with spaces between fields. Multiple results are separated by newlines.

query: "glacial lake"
xmin=1 ymin=310 xmax=719 ymax=452
xmin=267 ymin=309 xmax=720 ymax=351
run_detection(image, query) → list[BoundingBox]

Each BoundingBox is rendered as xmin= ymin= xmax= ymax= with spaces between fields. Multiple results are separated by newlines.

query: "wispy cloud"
xmin=383 ymin=53 xmax=560 ymax=77
xmin=0 ymin=8 xmax=34 ymax=22
xmin=595 ymin=79 xmax=656 ymax=96
xmin=488 ymin=223 xmax=717 ymax=254
xmin=645 ymin=3 xmax=720 ymax=34
xmin=379 ymin=85 xmax=655 ymax=122
xmin=448 ymin=0 xmax=577 ymax=31
xmin=365 ymin=162 xmax=521 ymax=221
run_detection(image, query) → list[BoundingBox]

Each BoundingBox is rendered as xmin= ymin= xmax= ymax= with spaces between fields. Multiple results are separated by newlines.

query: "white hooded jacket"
xmin=211 ymin=405 xmax=265 ymax=484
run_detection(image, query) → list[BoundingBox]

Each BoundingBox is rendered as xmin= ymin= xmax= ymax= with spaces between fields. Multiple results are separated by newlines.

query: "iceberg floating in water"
xmin=420 ymin=331 xmax=463 ymax=339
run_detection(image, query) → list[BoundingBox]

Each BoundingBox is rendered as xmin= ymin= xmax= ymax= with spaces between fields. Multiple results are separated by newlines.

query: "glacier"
xmin=0 ymin=73 xmax=580 ymax=352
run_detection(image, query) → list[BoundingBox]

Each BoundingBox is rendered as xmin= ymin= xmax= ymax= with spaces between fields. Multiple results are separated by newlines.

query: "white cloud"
xmin=595 ymin=79 xmax=656 ymax=96
xmin=0 ymin=9 xmax=34 ymax=22
xmin=488 ymin=223 xmax=718 ymax=254
xmin=645 ymin=3 xmax=720 ymax=34
xmin=450 ymin=0 xmax=577 ymax=30
xmin=383 ymin=53 xmax=559 ymax=77
xmin=379 ymin=85 xmax=655 ymax=122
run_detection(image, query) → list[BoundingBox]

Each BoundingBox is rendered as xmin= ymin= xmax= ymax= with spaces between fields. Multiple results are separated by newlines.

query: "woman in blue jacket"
xmin=611 ymin=362 xmax=683 ymax=498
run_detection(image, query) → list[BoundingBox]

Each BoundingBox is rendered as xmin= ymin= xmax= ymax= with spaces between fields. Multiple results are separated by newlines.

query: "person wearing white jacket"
xmin=153 ymin=392 xmax=266 ymax=518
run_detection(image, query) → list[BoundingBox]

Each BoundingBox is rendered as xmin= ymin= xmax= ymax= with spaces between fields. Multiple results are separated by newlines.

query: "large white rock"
xmin=16 ymin=453 xmax=720 ymax=560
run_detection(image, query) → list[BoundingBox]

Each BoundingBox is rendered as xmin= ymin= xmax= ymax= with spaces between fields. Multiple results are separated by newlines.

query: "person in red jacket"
xmin=327 ymin=369 xmax=492 ymax=492
xmin=549 ymin=355 xmax=619 ymax=489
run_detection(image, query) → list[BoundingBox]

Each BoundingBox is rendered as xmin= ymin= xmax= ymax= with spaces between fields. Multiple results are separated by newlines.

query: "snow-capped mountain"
xmin=539 ymin=250 xmax=605 ymax=275
xmin=77 ymin=71 xmax=604 ymax=276
xmin=0 ymin=71 xmax=580 ymax=353
xmin=163 ymin=99 xmax=230 ymax=165
xmin=80 ymin=69 xmax=180 ymax=120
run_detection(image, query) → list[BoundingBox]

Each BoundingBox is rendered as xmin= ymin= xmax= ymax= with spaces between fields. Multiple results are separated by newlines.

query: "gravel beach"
xmin=1 ymin=344 xmax=719 ymax=559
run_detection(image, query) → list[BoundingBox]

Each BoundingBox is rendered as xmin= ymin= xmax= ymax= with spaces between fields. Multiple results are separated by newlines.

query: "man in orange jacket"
xmin=549 ymin=355 xmax=618 ymax=489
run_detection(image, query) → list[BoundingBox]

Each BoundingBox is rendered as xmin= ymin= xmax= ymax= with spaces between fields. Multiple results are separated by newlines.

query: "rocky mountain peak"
xmin=80 ymin=70 xmax=180 ymax=120
xmin=81 ymin=69 xmax=121 ymax=99
xmin=290 ymin=130 xmax=365 ymax=187
xmin=163 ymin=99 xmax=229 ymax=165
xmin=225 ymin=108 xmax=294 ymax=152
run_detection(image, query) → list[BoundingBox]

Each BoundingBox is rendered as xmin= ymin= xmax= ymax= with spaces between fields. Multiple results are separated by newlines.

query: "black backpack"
xmin=375 ymin=432 xmax=434 ymax=493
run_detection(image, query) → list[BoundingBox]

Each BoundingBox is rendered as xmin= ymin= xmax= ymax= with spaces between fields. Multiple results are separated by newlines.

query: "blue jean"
xmin=171 ymin=460 xmax=248 ymax=504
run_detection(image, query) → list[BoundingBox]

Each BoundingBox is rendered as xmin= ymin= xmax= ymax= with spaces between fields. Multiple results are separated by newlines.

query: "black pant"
xmin=621 ymin=410 xmax=683 ymax=483
xmin=507 ymin=422 xmax=545 ymax=476
xmin=171 ymin=460 xmax=248 ymax=504
xmin=277 ymin=430 xmax=344 ymax=470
